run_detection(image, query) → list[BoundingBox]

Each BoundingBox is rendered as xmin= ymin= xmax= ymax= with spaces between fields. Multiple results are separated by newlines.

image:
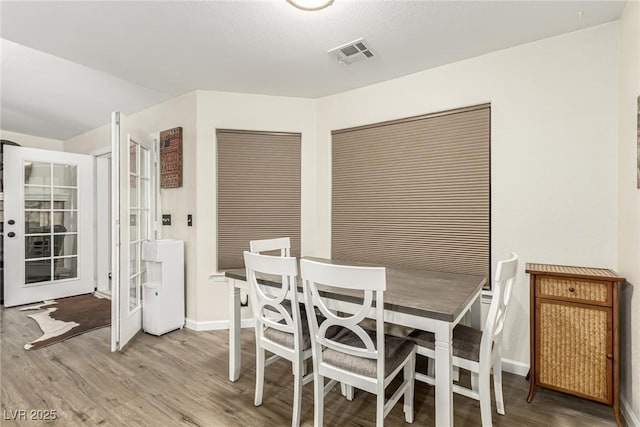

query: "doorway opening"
xmin=95 ymin=151 xmax=112 ymax=297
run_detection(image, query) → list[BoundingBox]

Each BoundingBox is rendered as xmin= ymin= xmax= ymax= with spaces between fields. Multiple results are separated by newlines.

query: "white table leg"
xmin=229 ymin=278 xmax=241 ymax=382
xmin=470 ymin=292 xmax=482 ymax=330
xmin=434 ymin=320 xmax=454 ymax=427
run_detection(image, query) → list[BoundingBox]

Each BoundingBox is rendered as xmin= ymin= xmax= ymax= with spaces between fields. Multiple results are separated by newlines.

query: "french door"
xmin=3 ymin=146 xmax=94 ymax=307
xmin=111 ymin=112 xmax=154 ymax=351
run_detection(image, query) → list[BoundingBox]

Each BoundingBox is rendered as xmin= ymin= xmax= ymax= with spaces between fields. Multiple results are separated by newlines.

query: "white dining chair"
xmin=408 ymin=252 xmax=518 ymax=427
xmin=249 ymin=237 xmax=291 ymax=257
xmin=249 ymin=237 xmax=297 ymax=317
xmin=243 ymin=251 xmax=312 ymax=427
xmin=300 ymin=258 xmax=416 ymax=427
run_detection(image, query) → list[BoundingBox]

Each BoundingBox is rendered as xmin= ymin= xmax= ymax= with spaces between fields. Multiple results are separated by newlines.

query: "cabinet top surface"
xmin=526 ymin=262 xmax=625 ymax=282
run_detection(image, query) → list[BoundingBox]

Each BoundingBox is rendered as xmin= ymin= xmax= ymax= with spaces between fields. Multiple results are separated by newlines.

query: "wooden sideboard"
xmin=526 ymin=263 xmax=625 ymax=426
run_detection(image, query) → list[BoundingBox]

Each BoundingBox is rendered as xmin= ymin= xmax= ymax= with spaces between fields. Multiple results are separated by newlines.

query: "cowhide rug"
xmin=20 ymin=293 xmax=110 ymax=350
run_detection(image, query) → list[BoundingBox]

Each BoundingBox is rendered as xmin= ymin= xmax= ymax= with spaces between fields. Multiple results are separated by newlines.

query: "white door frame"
xmin=93 ymin=147 xmax=112 ymax=295
xmin=92 ymin=132 xmax=160 ymax=299
xmin=111 ymin=114 xmax=120 ymax=351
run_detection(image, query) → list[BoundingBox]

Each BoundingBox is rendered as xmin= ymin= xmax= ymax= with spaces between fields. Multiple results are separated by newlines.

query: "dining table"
xmin=223 ymin=256 xmax=486 ymax=427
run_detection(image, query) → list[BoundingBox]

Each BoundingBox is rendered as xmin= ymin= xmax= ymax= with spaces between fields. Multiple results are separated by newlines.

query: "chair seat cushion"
xmin=263 ymin=310 xmax=339 ymax=350
xmin=359 ymin=318 xmax=415 ymax=338
xmin=322 ymin=329 xmax=415 ymax=378
xmin=408 ymin=324 xmax=482 ymax=362
xmin=263 ymin=302 xmax=311 ymax=349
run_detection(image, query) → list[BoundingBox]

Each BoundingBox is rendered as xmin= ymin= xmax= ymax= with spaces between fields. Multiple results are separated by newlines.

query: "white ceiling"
xmin=0 ymin=0 xmax=627 ymax=141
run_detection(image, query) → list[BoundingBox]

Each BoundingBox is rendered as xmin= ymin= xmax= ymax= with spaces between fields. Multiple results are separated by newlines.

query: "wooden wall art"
xmin=160 ymin=127 xmax=183 ymax=188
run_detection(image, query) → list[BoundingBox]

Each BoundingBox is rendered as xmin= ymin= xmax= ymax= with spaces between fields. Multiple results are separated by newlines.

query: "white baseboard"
xmin=184 ymin=318 xmax=255 ymax=331
xmin=500 ymin=357 xmax=529 ymax=377
xmin=621 ymin=396 xmax=640 ymax=427
xmin=184 ymin=319 xmax=228 ymax=331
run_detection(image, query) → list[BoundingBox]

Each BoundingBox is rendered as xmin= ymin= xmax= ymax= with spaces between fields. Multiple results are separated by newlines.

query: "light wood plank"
xmin=1 ymin=306 xmax=619 ymax=426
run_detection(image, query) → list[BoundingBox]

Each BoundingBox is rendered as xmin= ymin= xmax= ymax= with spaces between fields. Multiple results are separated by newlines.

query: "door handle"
xmin=7 ymin=219 xmax=15 ymax=225
xmin=7 ymin=232 xmax=16 ymax=238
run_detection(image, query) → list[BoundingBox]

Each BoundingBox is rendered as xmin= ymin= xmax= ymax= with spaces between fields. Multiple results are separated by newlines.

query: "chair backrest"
xmin=300 ymin=259 xmax=386 ymax=379
xmin=243 ymin=251 xmax=303 ymax=349
xmin=249 ymin=238 xmax=291 ymax=298
xmin=249 ymin=237 xmax=291 ymax=257
xmin=481 ymin=252 xmax=518 ymax=361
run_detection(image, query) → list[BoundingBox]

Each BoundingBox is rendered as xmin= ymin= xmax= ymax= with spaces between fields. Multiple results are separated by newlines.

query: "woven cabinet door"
xmin=535 ymin=298 xmax=613 ymax=404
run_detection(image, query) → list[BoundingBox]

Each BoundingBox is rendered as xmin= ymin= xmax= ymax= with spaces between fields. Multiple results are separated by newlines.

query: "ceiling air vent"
xmin=328 ymin=38 xmax=375 ymax=65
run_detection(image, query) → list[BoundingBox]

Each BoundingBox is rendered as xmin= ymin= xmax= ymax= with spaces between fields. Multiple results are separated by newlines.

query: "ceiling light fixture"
xmin=287 ymin=0 xmax=334 ymax=11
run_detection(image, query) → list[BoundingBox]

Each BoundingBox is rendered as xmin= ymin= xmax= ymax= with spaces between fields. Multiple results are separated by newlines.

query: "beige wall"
xmin=61 ymin=19 xmax=636 ymax=418
xmin=617 ymin=1 xmax=640 ymax=424
xmin=315 ymin=22 xmax=620 ymax=373
xmin=193 ymin=91 xmax=316 ymax=327
xmin=62 ymin=124 xmax=109 ymax=155
xmin=1 ymin=129 xmax=64 ymax=151
xmin=65 ymin=91 xmax=317 ymax=328
xmin=64 ymin=92 xmax=198 ymax=318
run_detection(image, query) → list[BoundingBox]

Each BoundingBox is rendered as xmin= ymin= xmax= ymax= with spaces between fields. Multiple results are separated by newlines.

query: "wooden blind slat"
xmin=331 ymin=105 xmax=490 ymax=279
xmin=217 ymin=130 xmax=301 ymax=270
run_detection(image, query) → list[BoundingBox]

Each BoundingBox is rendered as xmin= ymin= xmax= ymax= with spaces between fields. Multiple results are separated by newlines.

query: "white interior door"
xmin=3 ymin=146 xmax=94 ymax=307
xmin=111 ymin=112 xmax=154 ymax=351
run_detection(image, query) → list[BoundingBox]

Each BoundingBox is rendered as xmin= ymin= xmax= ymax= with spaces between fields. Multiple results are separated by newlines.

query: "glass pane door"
xmin=24 ymin=161 xmax=78 ymax=284
xmin=128 ymin=141 xmax=151 ymax=311
xmin=4 ymin=145 xmax=94 ymax=308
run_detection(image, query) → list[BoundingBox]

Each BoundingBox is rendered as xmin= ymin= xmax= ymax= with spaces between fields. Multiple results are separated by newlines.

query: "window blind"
xmin=331 ymin=104 xmax=490 ymax=280
xmin=217 ymin=129 xmax=301 ymax=270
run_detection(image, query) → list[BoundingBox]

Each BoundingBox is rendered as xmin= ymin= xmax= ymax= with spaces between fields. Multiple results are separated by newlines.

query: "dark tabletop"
xmin=224 ymin=257 xmax=486 ymax=323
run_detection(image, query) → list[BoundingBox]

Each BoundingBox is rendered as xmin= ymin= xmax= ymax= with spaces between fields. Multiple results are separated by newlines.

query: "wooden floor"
xmin=1 ymin=305 xmax=620 ymax=426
